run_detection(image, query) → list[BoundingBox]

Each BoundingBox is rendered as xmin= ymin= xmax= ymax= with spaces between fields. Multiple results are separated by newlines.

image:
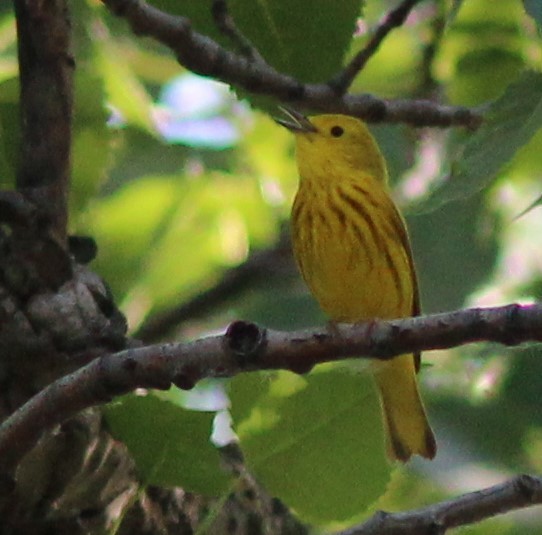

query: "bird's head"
xmin=276 ymin=108 xmax=387 ymax=184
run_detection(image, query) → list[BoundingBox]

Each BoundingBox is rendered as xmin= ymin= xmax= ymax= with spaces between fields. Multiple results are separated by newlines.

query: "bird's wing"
xmin=386 ymin=198 xmax=422 ymax=373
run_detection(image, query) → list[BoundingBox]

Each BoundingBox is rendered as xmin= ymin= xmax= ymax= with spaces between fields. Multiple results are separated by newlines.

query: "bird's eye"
xmin=330 ymin=126 xmax=344 ymax=137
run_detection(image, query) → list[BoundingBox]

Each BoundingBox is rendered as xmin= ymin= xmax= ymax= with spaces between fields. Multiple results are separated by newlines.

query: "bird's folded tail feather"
xmin=373 ymin=354 xmax=436 ymax=462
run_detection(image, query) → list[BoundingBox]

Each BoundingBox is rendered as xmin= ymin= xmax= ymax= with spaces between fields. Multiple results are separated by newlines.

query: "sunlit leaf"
xmin=0 ymin=13 xmax=17 ymax=85
xmin=71 ymin=72 xmax=113 ymax=214
xmin=92 ymin=27 xmax=157 ymax=134
xmin=349 ymin=31 xmax=421 ymax=98
xmin=0 ymin=12 xmax=16 ymax=55
xmin=447 ymin=0 xmax=466 ymax=25
xmin=229 ymin=367 xmax=392 ymax=526
xmin=86 ymin=176 xmax=182 ymax=298
xmin=138 ymin=172 xmax=278 ymax=311
xmin=439 ymin=1 xmax=525 ymax=106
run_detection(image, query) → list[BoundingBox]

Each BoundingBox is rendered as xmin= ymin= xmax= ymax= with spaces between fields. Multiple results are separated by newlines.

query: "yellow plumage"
xmin=278 ymin=111 xmax=436 ymax=461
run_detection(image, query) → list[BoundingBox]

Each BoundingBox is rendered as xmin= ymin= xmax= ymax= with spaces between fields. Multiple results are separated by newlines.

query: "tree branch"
xmin=329 ymin=0 xmax=425 ymax=94
xmin=100 ymin=0 xmax=481 ymax=129
xmin=336 ymin=474 xmax=542 ymax=535
xmin=1 ymin=302 xmax=541 ymax=476
xmin=211 ymin=0 xmax=265 ymax=63
xmin=14 ymin=0 xmax=74 ymax=243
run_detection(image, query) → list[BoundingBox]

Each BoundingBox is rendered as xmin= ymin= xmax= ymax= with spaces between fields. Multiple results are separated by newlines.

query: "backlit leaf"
xmin=229 ymin=367 xmax=392 ymax=526
xmin=104 ymin=393 xmax=230 ymax=495
xmin=421 ymin=71 xmax=542 ymax=210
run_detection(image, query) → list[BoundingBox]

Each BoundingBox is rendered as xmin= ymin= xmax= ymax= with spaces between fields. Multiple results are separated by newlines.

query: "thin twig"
xmin=1 ymin=302 xmax=542 ymax=474
xmin=14 ymin=0 xmax=74 ymax=243
xmin=211 ymin=0 xmax=265 ymax=63
xmin=329 ymin=0 xmax=425 ymax=95
xmin=416 ymin=0 xmax=446 ymax=98
xmin=336 ymin=475 xmax=542 ymax=535
xmin=101 ymin=0 xmax=481 ymax=129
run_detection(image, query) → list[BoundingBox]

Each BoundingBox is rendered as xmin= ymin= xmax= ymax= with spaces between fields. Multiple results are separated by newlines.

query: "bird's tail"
xmin=373 ymin=354 xmax=436 ymax=462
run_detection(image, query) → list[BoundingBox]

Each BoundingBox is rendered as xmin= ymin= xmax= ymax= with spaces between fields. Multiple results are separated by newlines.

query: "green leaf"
xmin=129 ymin=172 xmax=278 ymax=312
xmin=449 ymin=48 xmax=523 ymax=106
xmin=92 ymin=32 xmax=157 ymax=134
xmin=104 ymin=393 xmax=231 ymax=495
xmin=71 ymin=72 xmax=113 ymax=215
xmin=440 ymin=2 xmax=525 ymax=107
xmin=447 ymin=0 xmax=466 ymax=25
xmin=422 ymin=70 xmax=542 ymax=211
xmin=229 ymin=0 xmax=362 ymax=83
xmin=0 ymin=13 xmax=17 ymax=85
xmin=408 ymin=194 xmax=499 ymax=313
xmin=151 ymin=0 xmax=362 ymax=83
xmin=85 ymin=175 xmax=182 ymax=299
xmin=229 ymin=367 xmax=392 ymax=526
xmin=0 ymin=76 xmax=18 ymax=188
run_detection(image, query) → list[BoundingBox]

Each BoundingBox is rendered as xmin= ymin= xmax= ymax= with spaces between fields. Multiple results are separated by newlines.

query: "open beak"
xmin=274 ymin=107 xmax=317 ymax=133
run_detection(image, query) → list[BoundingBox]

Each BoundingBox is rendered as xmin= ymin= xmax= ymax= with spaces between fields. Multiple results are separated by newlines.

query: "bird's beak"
xmin=275 ymin=107 xmax=317 ymax=133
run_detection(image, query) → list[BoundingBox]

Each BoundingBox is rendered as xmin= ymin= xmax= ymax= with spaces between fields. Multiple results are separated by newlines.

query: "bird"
xmin=276 ymin=108 xmax=436 ymax=462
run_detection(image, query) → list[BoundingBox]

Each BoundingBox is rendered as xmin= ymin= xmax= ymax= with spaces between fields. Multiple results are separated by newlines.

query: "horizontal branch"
xmin=101 ymin=0 xmax=481 ymax=129
xmin=1 ymin=302 xmax=541 ymax=476
xmin=337 ymin=474 xmax=542 ymax=535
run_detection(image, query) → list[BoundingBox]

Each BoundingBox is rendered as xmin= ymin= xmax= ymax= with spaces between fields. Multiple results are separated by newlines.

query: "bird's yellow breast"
xmin=291 ymin=175 xmax=414 ymax=322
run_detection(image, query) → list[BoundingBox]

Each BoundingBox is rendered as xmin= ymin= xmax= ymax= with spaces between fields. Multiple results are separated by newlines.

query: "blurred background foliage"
xmin=2 ymin=0 xmax=542 ymax=531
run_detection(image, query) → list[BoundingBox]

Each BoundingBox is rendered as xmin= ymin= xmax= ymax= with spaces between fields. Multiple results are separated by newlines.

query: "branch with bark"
xmin=14 ymin=0 xmax=73 ymax=242
xmin=100 ymin=0 xmax=482 ymax=129
xmin=337 ymin=475 xmax=542 ymax=535
xmin=1 ymin=302 xmax=541 ymax=475
xmin=1 ymin=302 xmax=542 ymax=530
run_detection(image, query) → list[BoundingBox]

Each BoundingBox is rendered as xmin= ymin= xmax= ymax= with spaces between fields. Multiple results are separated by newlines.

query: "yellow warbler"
xmin=277 ymin=110 xmax=436 ymax=462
